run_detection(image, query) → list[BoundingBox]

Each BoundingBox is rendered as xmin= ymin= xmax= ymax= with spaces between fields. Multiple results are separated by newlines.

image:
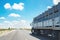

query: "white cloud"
xmin=0 ymin=23 xmax=4 ymax=29
xmin=47 ymin=0 xmax=60 ymax=10
xmin=12 ymin=3 xmax=24 ymax=11
xmin=4 ymin=3 xmax=11 ymax=9
xmin=20 ymin=20 xmax=26 ymax=23
xmin=53 ymin=0 xmax=60 ymax=5
xmin=4 ymin=2 xmax=24 ymax=11
xmin=4 ymin=21 xmax=10 ymax=23
xmin=8 ymin=13 xmax=21 ymax=17
xmin=0 ymin=17 xmax=6 ymax=20
xmin=0 ymin=20 xmax=31 ymax=29
xmin=47 ymin=6 xmax=51 ymax=9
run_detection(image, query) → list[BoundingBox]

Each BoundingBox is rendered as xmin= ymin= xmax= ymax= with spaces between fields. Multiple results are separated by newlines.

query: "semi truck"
xmin=31 ymin=3 xmax=60 ymax=40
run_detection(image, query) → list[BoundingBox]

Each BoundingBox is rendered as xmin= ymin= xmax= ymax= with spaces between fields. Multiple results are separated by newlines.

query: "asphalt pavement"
xmin=0 ymin=30 xmax=52 ymax=40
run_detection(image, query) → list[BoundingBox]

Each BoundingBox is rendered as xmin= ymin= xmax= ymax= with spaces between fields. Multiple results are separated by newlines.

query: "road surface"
xmin=0 ymin=30 xmax=51 ymax=40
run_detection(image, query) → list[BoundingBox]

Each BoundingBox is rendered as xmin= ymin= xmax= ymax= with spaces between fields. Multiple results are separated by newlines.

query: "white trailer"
xmin=31 ymin=3 xmax=60 ymax=40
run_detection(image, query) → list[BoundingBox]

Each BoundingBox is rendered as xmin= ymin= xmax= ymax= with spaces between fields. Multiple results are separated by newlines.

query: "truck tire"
xmin=31 ymin=29 xmax=34 ymax=34
xmin=58 ymin=32 xmax=60 ymax=40
xmin=51 ymin=31 xmax=58 ymax=40
xmin=31 ymin=29 xmax=39 ymax=35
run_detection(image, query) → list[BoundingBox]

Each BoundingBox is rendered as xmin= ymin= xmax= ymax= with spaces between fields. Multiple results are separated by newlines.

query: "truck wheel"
xmin=31 ymin=29 xmax=39 ymax=35
xmin=40 ymin=30 xmax=44 ymax=34
xmin=51 ymin=31 xmax=58 ymax=40
xmin=58 ymin=32 xmax=60 ymax=40
xmin=31 ymin=29 xmax=34 ymax=34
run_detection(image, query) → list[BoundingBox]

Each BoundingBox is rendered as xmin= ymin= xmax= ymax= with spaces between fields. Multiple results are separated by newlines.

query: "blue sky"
xmin=0 ymin=0 xmax=59 ymax=28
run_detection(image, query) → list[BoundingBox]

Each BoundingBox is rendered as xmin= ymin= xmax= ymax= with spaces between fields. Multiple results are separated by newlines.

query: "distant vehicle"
xmin=31 ymin=2 xmax=60 ymax=40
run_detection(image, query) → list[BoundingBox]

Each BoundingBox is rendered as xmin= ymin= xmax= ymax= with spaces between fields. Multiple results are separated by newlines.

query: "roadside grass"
xmin=20 ymin=28 xmax=31 ymax=31
xmin=0 ymin=29 xmax=12 ymax=35
xmin=25 ymin=29 xmax=31 ymax=31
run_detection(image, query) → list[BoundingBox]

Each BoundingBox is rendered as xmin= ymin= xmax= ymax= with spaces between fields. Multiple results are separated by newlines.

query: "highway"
xmin=0 ymin=30 xmax=52 ymax=40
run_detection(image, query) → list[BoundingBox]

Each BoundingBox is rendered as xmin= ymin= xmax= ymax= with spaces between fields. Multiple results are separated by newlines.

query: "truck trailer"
xmin=31 ymin=3 xmax=60 ymax=40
